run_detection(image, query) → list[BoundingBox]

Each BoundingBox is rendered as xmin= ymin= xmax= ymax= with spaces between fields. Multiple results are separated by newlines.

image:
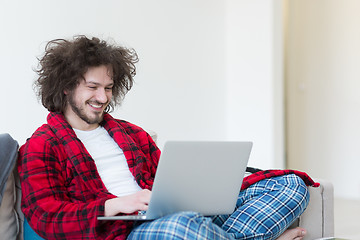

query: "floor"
xmin=334 ymin=198 xmax=360 ymax=240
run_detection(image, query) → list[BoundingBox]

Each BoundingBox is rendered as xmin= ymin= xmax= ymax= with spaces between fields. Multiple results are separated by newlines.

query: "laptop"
xmin=97 ymin=141 xmax=252 ymax=221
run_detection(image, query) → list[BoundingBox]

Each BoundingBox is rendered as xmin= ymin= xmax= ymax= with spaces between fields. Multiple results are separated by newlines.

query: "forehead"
xmin=82 ymin=65 xmax=114 ymax=84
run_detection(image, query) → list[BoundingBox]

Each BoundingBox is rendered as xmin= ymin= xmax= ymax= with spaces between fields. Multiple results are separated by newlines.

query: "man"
xmin=19 ymin=36 xmax=310 ymax=240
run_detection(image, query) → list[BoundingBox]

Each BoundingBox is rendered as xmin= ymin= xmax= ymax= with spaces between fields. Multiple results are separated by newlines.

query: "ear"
xmin=64 ymin=89 xmax=68 ymax=95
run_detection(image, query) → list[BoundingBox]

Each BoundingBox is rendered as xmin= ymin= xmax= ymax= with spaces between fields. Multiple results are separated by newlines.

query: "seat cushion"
xmin=24 ymin=218 xmax=44 ymax=240
xmin=0 ymin=172 xmax=19 ymax=239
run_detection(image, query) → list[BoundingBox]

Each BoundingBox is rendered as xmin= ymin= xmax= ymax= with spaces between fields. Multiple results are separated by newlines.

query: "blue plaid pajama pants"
xmin=127 ymin=174 xmax=310 ymax=240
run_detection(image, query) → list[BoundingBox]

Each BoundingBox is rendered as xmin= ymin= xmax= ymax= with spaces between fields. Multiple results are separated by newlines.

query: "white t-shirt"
xmin=73 ymin=126 xmax=142 ymax=197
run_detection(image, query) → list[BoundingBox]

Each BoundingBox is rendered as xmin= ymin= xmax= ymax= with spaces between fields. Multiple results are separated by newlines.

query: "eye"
xmin=88 ymin=86 xmax=97 ymax=90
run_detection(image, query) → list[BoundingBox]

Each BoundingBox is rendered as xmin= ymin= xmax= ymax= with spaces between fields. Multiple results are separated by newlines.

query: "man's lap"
xmin=128 ymin=174 xmax=309 ymax=240
xmin=127 ymin=211 xmax=233 ymax=240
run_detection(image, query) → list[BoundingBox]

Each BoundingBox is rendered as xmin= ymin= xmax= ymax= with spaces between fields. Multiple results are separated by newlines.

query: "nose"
xmin=95 ymin=88 xmax=109 ymax=103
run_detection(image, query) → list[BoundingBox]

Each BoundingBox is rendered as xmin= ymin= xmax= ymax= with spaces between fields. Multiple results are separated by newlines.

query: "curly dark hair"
xmin=34 ymin=35 xmax=138 ymax=113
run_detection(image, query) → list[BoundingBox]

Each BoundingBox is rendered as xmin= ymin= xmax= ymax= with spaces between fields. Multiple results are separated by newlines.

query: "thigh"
xmin=128 ymin=211 xmax=234 ymax=240
xmin=218 ymin=174 xmax=309 ymax=239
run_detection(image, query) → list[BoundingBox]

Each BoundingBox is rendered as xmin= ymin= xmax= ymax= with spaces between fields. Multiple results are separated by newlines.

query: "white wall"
xmin=225 ymin=0 xmax=285 ymax=169
xmin=0 ymin=1 xmax=283 ymax=170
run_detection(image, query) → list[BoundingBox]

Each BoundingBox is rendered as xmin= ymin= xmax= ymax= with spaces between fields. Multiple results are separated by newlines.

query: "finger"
xmin=136 ymin=203 xmax=148 ymax=211
xmin=142 ymin=204 xmax=149 ymax=211
xmin=138 ymin=190 xmax=152 ymax=203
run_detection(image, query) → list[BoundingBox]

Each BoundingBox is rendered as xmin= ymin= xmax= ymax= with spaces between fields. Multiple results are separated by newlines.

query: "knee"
xmin=282 ymin=174 xmax=310 ymax=212
xmin=287 ymin=174 xmax=309 ymax=198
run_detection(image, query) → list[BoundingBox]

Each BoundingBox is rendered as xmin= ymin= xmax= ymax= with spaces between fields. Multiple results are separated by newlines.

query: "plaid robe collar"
xmin=46 ymin=111 xmax=148 ymax=194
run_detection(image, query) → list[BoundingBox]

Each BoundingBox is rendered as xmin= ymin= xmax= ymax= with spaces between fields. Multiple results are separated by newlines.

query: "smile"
xmin=88 ymin=102 xmax=103 ymax=110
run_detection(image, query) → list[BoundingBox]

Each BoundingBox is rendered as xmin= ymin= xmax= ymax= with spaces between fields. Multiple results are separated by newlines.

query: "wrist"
xmin=104 ymin=198 xmax=120 ymax=217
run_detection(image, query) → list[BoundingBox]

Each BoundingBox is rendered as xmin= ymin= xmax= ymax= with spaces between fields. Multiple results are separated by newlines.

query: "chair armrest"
xmin=148 ymin=130 xmax=158 ymax=144
xmin=299 ymin=179 xmax=334 ymax=240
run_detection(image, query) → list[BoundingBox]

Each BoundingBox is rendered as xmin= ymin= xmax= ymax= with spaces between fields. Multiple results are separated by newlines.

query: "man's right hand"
xmin=104 ymin=189 xmax=151 ymax=217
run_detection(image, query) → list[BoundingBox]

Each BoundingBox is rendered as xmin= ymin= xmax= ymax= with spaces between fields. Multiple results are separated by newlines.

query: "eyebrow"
xmin=85 ymin=81 xmax=114 ymax=87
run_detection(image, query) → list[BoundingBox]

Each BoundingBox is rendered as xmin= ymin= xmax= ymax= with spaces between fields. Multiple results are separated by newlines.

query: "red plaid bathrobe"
xmin=18 ymin=112 xmax=160 ymax=239
xmin=18 ymin=112 xmax=319 ymax=240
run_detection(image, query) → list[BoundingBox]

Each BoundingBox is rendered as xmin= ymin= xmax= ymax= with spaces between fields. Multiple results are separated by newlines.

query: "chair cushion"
xmin=24 ymin=218 xmax=44 ymax=240
xmin=0 ymin=172 xmax=19 ymax=239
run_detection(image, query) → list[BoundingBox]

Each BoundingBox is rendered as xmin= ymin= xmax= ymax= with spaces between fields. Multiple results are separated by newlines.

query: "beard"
xmin=67 ymin=93 xmax=106 ymax=125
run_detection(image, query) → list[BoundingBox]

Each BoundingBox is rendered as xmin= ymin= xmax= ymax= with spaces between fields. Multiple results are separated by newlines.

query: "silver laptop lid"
xmin=145 ymin=141 xmax=252 ymax=219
